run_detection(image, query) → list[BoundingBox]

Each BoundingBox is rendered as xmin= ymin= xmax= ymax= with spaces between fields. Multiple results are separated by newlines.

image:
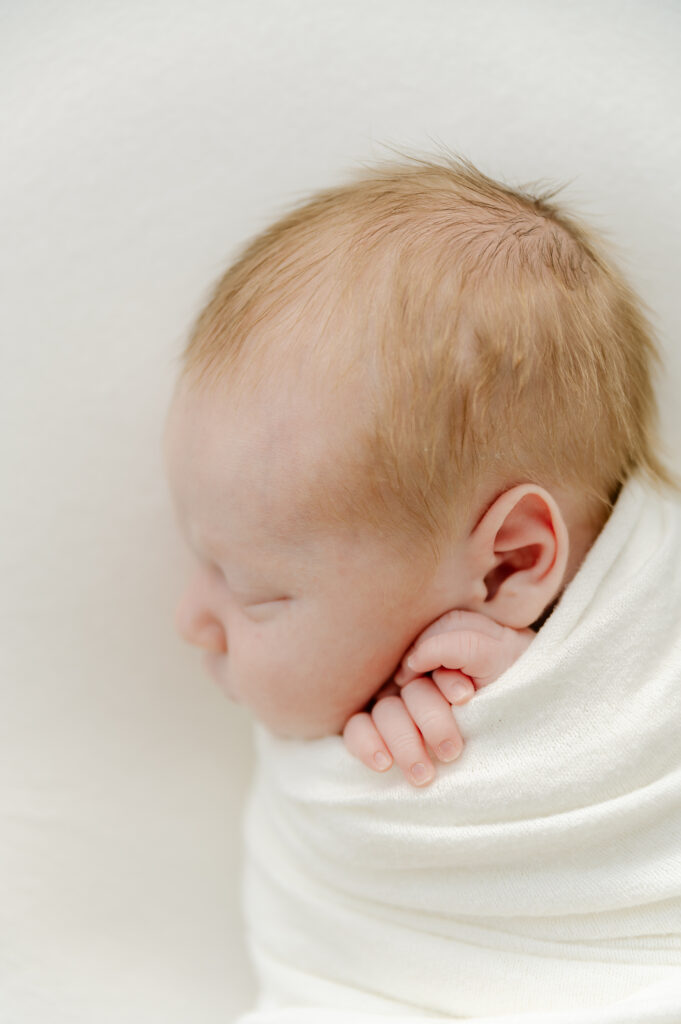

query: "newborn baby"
xmin=164 ymin=155 xmax=681 ymax=1020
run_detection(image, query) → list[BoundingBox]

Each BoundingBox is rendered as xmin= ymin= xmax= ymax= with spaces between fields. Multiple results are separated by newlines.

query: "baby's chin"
xmin=250 ymin=674 xmax=400 ymax=741
xmin=252 ymin=703 xmax=352 ymax=742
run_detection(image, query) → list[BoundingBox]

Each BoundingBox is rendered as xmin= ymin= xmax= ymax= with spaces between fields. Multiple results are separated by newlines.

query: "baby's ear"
xmin=468 ymin=485 xmax=569 ymax=629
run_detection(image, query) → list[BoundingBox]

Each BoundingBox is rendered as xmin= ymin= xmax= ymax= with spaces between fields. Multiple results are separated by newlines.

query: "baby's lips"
xmin=203 ymin=651 xmax=240 ymax=702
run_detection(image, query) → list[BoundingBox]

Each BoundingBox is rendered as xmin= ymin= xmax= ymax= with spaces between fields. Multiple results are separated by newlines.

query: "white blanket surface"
xmin=239 ymin=475 xmax=681 ymax=1023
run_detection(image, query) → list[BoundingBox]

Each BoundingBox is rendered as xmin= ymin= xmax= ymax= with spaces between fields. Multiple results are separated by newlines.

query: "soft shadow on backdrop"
xmin=2 ymin=2 xmax=680 ymax=1020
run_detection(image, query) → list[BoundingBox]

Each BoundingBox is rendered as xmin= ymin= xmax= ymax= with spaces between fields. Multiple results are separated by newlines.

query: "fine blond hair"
xmin=179 ymin=152 xmax=675 ymax=557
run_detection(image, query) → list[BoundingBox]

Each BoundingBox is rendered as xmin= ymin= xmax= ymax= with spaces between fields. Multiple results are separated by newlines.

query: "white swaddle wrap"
xmin=239 ymin=475 xmax=681 ymax=1023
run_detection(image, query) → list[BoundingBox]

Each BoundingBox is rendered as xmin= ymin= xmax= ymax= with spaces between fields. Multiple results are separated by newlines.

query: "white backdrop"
xmin=2 ymin=2 xmax=680 ymax=1021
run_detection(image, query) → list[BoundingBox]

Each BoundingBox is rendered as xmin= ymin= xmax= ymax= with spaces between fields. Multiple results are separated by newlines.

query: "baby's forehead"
xmin=165 ymin=376 xmax=354 ymax=549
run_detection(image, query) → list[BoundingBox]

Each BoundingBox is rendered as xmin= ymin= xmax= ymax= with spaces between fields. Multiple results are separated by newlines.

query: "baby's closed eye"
xmin=240 ymin=595 xmax=293 ymax=617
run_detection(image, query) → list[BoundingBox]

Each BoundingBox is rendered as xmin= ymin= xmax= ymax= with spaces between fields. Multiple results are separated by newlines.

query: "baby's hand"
xmin=394 ymin=609 xmax=535 ymax=694
xmin=343 ymin=674 xmax=469 ymax=787
xmin=342 ymin=610 xmax=534 ymax=787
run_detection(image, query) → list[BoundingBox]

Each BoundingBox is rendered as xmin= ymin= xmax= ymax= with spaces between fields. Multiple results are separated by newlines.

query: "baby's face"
xmin=164 ymin=380 xmax=471 ymax=738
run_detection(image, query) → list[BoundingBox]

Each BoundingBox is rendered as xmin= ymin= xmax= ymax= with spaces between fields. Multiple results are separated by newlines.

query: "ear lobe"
xmin=470 ymin=486 xmax=569 ymax=629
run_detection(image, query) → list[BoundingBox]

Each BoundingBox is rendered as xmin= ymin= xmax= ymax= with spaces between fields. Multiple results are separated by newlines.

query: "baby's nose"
xmin=175 ymin=572 xmax=227 ymax=654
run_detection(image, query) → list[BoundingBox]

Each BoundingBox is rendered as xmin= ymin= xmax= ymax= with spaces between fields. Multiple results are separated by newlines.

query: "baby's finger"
xmin=407 ymin=629 xmax=498 ymax=685
xmin=400 ymin=678 xmax=464 ymax=763
xmin=405 ymin=610 xmax=505 ymax=651
xmin=342 ymin=712 xmax=393 ymax=773
xmin=371 ymin=695 xmax=435 ymax=787
xmin=392 ymin=659 xmax=420 ymax=688
xmin=431 ymin=668 xmax=476 ymax=704
xmin=395 ymin=613 xmax=506 ymax=687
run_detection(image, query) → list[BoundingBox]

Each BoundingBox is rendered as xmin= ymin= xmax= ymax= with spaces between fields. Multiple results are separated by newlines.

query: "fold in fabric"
xmin=239 ymin=474 xmax=681 ymax=1022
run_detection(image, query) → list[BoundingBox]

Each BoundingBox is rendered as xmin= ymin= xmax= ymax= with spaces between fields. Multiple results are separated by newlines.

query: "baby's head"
xmin=164 ymin=155 xmax=672 ymax=738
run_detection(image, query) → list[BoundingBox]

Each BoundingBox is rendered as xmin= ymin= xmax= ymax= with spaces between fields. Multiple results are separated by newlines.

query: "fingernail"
xmin=410 ymin=762 xmax=433 ymax=785
xmin=374 ymin=751 xmax=391 ymax=771
xmin=446 ymin=680 xmax=474 ymax=703
xmin=438 ymin=739 xmax=462 ymax=762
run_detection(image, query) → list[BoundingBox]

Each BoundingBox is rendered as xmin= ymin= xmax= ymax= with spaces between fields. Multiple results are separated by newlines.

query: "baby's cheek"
xmin=234 ymin=640 xmax=308 ymax=730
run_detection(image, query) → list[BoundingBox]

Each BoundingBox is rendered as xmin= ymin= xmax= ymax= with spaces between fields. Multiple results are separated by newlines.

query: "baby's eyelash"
xmin=241 ymin=596 xmax=292 ymax=618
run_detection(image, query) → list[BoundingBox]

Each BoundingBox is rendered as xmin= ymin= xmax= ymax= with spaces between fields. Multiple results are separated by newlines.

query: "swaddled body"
xmin=242 ymin=475 xmax=681 ymax=1022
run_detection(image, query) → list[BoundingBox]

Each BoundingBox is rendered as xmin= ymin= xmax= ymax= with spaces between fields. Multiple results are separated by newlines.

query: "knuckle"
xmin=463 ymin=630 xmax=480 ymax=661
xmin=436 ymin=609 xmax=467 ymax=631
xmin=413 ymin=708 xmax=446 ymax=732
xmin=389 ymin=736 xmax=421 ymax=759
